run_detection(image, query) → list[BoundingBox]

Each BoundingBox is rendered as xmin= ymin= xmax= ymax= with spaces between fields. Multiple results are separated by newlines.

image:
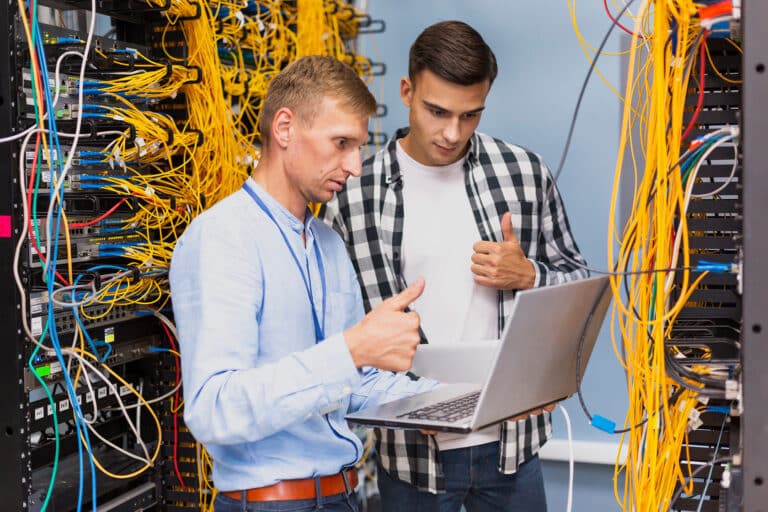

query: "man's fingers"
xmin=471 ymin=252 xmax=494 ymax=266
xmin=472 ymin=240 xmax=498 ymax=254
xmin=471 ymin=264 xmax=495 ymax=278
xmin=384 ymin=277 xmax=425 ymax=311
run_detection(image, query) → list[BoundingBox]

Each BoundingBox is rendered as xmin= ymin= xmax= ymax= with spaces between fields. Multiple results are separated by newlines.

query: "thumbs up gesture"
xmin=344 ymin=278 xmax=425 ymax=372
xmin=471 ymin=212 xmax=536 ymax=291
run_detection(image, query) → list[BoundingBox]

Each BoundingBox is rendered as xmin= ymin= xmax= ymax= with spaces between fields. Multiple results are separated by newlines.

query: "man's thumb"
xmin=501 ymin=212 xmax=516 ymax=242
xmin=387 ymin=277 xmax=425 ymax=311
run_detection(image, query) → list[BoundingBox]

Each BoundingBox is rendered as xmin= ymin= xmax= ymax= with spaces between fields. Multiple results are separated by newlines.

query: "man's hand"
xmin=471 ymin=212 xmax=536 ymax=291
xmin=425 ymin=403 xmax=557 ymax=434
xmin=508 ymin=403 xmax=557 ymax=422
xmin=344 ymin=278 xmax=425 ymax=372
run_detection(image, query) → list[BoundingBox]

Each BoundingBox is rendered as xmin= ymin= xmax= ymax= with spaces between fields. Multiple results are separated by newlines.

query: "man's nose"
xmin=342 ymin=149 xmax=362 ymax=178
xmin=443 ymin=118 xmax=461 ymax=144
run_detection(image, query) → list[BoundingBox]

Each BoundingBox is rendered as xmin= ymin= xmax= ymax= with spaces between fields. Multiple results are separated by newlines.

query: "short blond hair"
xmin=259 ymin=55 xmax=376 ymax=144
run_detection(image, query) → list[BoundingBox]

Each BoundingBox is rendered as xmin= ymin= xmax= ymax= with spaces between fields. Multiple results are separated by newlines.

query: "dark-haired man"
xmin=321 ymin=21 xmax=588 ymax=511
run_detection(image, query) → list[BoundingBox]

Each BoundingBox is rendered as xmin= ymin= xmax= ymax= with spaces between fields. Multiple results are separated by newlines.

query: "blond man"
xmin=170 ymin=56 xmax=437 ymax=512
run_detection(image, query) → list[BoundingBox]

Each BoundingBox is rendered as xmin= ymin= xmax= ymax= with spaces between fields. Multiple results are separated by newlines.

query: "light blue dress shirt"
xmin=169 ymin=178 xmax=436 ymax=491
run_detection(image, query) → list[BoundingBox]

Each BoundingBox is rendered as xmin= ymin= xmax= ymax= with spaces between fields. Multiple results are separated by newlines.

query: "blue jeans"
xmin=377 ymin=442 xmax=547 ymax=512
xmin=214 ymin=491 xmax=359 ymax=512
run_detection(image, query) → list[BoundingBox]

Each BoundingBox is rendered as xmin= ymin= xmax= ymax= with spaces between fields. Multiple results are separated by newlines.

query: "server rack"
xmin=0 ymin=2 xmax=384 ymax=511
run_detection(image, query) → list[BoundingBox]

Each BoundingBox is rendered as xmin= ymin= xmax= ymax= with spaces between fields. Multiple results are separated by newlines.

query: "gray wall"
xmin=360 ymin=1 xmax=629 ymax=510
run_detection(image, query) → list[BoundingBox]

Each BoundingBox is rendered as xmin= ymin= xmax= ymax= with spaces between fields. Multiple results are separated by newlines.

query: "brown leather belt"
xmin=222 ymin=469 xmax=358 ymax=502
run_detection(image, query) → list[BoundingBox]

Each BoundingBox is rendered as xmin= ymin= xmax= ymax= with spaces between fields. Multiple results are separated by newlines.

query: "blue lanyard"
xmin=243 ymin=182 xmax=326 ymax=342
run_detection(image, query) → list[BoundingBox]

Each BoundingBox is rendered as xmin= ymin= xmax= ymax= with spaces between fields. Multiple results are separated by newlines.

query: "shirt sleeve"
xmin=349 ymin=368 xmax=440 ymax=413
xmin=337 ymin=251 xmax=440 ymax=412
xmin=170 ymin=217 xmax=362 ymax=446
xmin=531 ymin=163 xmax=590 ymax=286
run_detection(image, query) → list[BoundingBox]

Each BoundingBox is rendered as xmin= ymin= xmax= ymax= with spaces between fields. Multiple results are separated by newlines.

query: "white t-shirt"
xmin=397 ymin=141 xmax=499 ymax=451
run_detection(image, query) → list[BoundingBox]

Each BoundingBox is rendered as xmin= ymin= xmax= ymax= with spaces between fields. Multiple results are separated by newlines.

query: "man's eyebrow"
xmin=422 ymin=100 xmax=485 ymax=116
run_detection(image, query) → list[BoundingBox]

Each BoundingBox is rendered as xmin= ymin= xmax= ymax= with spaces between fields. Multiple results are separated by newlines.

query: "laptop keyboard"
xmin=398 ymin=391 xmax=480 ymax=423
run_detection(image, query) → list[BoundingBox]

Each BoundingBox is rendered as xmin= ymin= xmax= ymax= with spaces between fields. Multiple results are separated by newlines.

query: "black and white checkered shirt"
xmin=320 ymin=128 xmax=588 ymax=493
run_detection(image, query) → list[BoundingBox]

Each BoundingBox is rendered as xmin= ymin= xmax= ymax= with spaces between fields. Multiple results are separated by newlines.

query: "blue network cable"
xmin=46 ymin=306 xmax=98 ymax=511
xmin=32 ymin=8 xmax=98 ymax=509
xmin=28 ymin=321 xmax=60 ymax=512
xmin=696 ymin=414 xmax=728 ymax=512
xmin=72 ymin=273 xmax=111 ymax=361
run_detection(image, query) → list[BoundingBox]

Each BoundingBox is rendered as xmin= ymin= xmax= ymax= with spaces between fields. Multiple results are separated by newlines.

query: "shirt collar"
xmin=385 ymin=128 xmax=480 ymax=185
xmin=245 ymin=177 xmax=314 ymax=235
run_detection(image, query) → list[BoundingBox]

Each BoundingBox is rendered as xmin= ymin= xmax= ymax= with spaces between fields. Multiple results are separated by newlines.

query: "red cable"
xmin=681 ymin=34 xmax=709 ymax=142
xmin=26 ymin=133 xmax=71 ymax=286
xmin=161 ymin=321 xmax=188 ymax=489
xmin=69 ymin=198 xmax=127 ymax=228
xmin=699 ymin=1 xmax=732 ymax=20
xmin=25 ymin=21 xmax=71 ymax=286
xmin=603 ymin=0 xmax=641 ymax=38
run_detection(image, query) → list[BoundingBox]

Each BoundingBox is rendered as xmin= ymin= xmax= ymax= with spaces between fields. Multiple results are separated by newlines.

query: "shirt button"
xmin=342 ymin=386 xmax=351 ymax=395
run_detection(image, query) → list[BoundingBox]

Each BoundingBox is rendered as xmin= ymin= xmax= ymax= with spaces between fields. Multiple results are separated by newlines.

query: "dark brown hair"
xmin=409 ymin=20 xmax=498 ymax=86
xmin=259 ymin=55 xmax=376 ymax=144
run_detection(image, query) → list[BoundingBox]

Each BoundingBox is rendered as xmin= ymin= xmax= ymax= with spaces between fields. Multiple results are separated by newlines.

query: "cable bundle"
xmin=600 ymin=1 xmax=740 ymax=510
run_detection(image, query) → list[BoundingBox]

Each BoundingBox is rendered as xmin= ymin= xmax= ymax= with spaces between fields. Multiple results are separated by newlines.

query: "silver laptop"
xmin=345 ymin=276 xmax=612 ymax=433
xmin=411 ymin=339 xmax=501 ymax=384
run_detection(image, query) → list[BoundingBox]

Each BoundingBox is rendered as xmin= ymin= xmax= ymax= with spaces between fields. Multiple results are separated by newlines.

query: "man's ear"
xmin=272 ymin=107 xmax=294 ymax=149
xmin=400 ymin=76 xmax=413 ymax=108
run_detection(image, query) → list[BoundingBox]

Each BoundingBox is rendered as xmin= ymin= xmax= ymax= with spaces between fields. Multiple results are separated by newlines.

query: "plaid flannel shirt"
xmin=320 ymin=128 xmax=588 ymax=493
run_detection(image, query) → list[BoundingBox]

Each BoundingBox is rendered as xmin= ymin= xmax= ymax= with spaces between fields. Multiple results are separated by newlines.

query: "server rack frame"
xmin=0 ymin=0 xmax=32 ymax=509
xmin=740 ymin=0 xmax=768 ymax=510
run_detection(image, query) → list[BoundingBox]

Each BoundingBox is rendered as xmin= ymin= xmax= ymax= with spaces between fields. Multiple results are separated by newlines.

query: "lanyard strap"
xmin=243 ymin=182 xmax=326 ymax=341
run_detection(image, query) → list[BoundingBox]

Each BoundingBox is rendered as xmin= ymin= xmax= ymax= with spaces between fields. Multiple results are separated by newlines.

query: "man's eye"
xmin=430 ymin=109 xmax=446 ymax=117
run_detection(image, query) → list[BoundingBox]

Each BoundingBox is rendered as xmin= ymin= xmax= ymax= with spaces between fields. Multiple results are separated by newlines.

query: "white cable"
xmin=105 ymin=381 xmax=182 ymax=411
xmin=44 ymin=0 xmax=97 ymax=271
xmin=102 ymin=308 xmax=181 ymax=412
xmin=690 ymin=142 xmax=739 ymax=198
xmin=85 ymin=419 xmax=151 ymax=466
xmin=0 ymin=50 xmax=79 ymax=147
xmin=663 ymin=130 xmax=736 ymax=294
xmin=15 ymin=2 xmax=157 ymax=476
xmin=79 ymin=368 xmax=100 ymax=425
xmin=64 ymin=327 xmax=100 ymax=426
xmin=0 ymin=125 xmax=37 ymax=144
xmin=13 ymin=127 xmax=53 ymax=352
xmin=61 ymin=347 xmax=152 ymax=463
xmin=50 ymin=283 xmax=98 ymax=308
xmin=557 ymin=403 xmax=574 ymax=512
xmin=52 ymin=50 xmax=85 ymax=109
xmin=700 ymin=15 xmax=734 ymax=31
xmin=48 ymin=267 xmax=149 ymax=308
xmin=136 ymin=379 xmax=143 ymax=441
xmin=148 ymin=308 xmax=178 ymax=339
